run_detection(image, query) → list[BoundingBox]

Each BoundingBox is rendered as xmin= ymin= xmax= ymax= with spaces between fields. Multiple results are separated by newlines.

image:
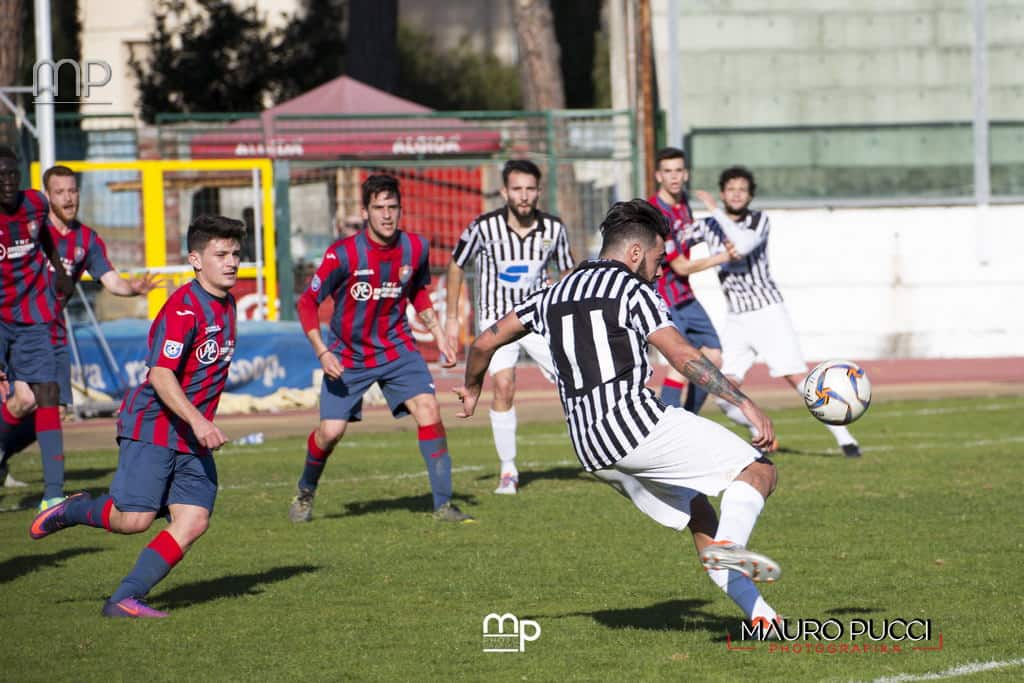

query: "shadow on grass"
xmin=66 ymin=467 xmax=117 ymax=483
xmin=560 ymin=598 xmax=734 ymax=635
xmin=474 ymin=466 xmax=586 ymax=491
xmin=328 ymin=492 xmax=477 ymax=518
xmin=0 ymin=547 xmax=107 ymax=585
xmin=828 ymin=606 xmax=879 ymax=616
xmin=153 ymin=564 xmax=320 ymax=609
xmin=0 ymin=486 xmax=111 ymax=514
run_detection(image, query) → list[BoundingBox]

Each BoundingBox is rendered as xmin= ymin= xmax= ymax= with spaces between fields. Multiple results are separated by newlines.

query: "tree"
xmin=346 ymin=0 xmax=398 ymax=93
xmin=514 ymin=0 xmax=582 ymax=248
xmin=396 ymin=25 xmax=521 ymax=111
xmin=272 ymin=0 xmax=346 ymax=102
xmin=130 ymin=0 xmax=279 ymax=122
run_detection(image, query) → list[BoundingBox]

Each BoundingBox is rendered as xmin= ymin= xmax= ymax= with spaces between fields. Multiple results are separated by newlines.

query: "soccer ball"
xmin=802 ymin=360 xmax=872 ymax=425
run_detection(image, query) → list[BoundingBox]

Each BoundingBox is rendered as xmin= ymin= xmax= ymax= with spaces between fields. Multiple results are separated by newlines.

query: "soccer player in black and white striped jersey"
xmin=688 ymin=166 xmax=861 ymax=457
xmin=455 ymin=199 xmax=786 ymax=632
xmin=445 ymin=160 xmax=574 ymax=494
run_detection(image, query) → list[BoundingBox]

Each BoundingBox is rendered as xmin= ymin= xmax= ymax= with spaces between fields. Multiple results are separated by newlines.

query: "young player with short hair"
xmin=289 ymin=174 xmax=472 ymax=523
xmin=690 ymin=166 xmax=861 ymax=456
xmin=444 ymin=159 xmax=574 ymax=494
xmin=455 ymin=199 xmax=785 ymax=631
xmin=0 ymin=165 xmax=159 ymax=488
xmin=647 ymin=147 xmax=737 ymax=414
xmin=0 ymin=147 xmax=74 ymax=510
xmin=29 ymin=214 xmax=245 ymax=618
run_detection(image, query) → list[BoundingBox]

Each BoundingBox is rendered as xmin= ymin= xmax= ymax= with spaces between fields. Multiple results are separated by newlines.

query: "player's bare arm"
xmin=149 ymin=366 xmax=227 ymax=450
xmin=303 ymin=326 xmax=343 ymax=380
xmin=443 ymin=260 xmax=465 ymax=352
xmin=454 ymin=313 xmax=530 ymax=418
xmin=668 ymin=250 xmax=731 ymax=277
xmin=649 ymin=326 xmax=775 ymax=449
xmin=99 ymin=270 xmax=162 ymax=297
xmin=418 ymin=307 xmax=456 ymax=368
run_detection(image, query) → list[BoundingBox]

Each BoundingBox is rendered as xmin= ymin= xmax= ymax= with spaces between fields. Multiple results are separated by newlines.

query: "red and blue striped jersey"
xmin=298 ymin=230 xmax=434 ymax=369
xmin=49 ymin=219 xmax=115 ymax=345
xmin=648 ymin=193 xmax=696 ymax=307
xmin=0 ymin=190 xmax=60 ymax=324
xmin=117 ymin=280 xmax=237 ymax=454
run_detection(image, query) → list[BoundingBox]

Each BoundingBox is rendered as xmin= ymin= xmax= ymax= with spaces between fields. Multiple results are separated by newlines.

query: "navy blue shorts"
xmin=321 ymin=352 xmax=436 ymax=422
xmin=0 ymin=320 xmax=57 ymax=384
xmin=669 ymin=299 xmax=722 ymax=351
xmin=109 ymin=438 xmax=219 ymax=514
xmin=55 ymin=342 xmax=71 ymax=405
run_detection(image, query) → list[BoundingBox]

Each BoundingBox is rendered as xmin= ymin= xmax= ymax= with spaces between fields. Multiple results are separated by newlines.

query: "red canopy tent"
xmin=188 ymin=76 xmax=502 ymax=159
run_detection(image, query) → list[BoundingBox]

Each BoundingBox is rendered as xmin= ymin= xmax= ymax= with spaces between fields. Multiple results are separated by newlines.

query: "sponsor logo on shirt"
xmin=204 ymin=325 xmax=222 ymax=334
xmin=196 ymin=339 xmax=221 ymax=365
xmin=498 ymin=264 xmax=531 ymax=284
xmin=163 ymin=340 xmax=183 ymax=359
xmin=354 ymin=268 xmax=375 ymax=276
xmin=350 ymin=281 xmax=373 ymax=301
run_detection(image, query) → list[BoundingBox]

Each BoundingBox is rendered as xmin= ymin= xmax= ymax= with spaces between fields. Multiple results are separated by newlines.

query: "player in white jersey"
xmin=455 ymin=199 xmax=786 ymax=634
xmin=445 ymin=160 xmax=574 ymax=493
xmin=688 ymin=166 xmax=861 ymax=457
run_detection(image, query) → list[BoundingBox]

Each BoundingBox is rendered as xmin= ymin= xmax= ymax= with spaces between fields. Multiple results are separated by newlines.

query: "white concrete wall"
xmin=686 ymin=204 xmax=1024 ymax=360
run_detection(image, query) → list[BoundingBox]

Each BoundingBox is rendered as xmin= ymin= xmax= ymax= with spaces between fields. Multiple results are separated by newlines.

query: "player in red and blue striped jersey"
xmin=30 ymin=215 xmax=244 ymax=619
xmin=0 ymin=147 xmax=75 ymax=511
xmin=289 ymin=174 xmax=472 ymax=523
xmin=0 ymin=166 xmax=159 ymax=488
xmin=647 ymin=147 xmax=737 ymax=415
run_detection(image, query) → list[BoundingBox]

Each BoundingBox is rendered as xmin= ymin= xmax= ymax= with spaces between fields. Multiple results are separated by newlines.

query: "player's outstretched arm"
xmin=667 ymin=250 xmax=731 ymax=277
xmin=444 ymin=260 xmax=465 ymax=354
xmin=149 ymin=367 xmax=227 ymax=450
xmin=99 ymin=270 xmax=162 ymax=297
xmin=454 ymin=313 xmax=529 ymax=418
xmin=649 ymin=326 xmax=775 ymax=450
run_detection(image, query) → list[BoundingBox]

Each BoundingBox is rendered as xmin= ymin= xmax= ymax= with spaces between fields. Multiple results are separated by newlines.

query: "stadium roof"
xmin=189 ymin=76 xmax=502 ymax=159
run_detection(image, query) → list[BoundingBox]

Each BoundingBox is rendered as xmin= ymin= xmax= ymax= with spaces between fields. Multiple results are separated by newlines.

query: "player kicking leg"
xmin=29 ymin=214 xmax=244 ymax=617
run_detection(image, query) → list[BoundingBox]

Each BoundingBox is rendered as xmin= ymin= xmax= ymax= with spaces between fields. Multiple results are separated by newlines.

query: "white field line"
xmin=866 ymin=656 xmax=1024 ymax=682
xmin=771 ymin=400 xmax=1020 ymax=426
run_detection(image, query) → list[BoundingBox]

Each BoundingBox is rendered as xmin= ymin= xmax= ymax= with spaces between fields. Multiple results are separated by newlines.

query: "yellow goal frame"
xmin=31 ymin=158 xmax=278 ymax=320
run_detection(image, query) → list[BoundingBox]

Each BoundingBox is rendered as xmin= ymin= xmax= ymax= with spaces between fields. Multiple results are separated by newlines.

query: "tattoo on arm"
xmin=681 ymin=355 xmax=748 ymax=406
xmin=485 ymin=322 xmax=500 ymax=336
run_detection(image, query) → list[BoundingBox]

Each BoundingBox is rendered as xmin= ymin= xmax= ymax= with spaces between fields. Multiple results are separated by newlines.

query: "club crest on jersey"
xmin=398 ymin=264 xmax=412 ymax=284
xmin=27 ymin=221 xmax=39 ymax=239
xmin=543 ymin=239 xmax=552 ymax=251
xmin=162 ymin=340 xmax=184 ymax=359
xmin=74 ymin=246 xmax=85 ymax=263
xmin=311 ymin=274 xmax=322 ymax=292
xmin=0 ymin=244 xmax=6 ymax=261
xmin=350 ymin=281 xmax=372 ymax=301
xmin=195 ymin=339 xmax=221 ymax=365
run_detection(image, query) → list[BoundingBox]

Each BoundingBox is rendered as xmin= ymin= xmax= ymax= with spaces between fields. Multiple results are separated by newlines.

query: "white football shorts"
xmin=720 ymin=303 xmax=807 ymax=380
xmin=592 ymin=407 xmax=759 ymax=531
xmin=479 ymin=316 xmax=555 ymax=379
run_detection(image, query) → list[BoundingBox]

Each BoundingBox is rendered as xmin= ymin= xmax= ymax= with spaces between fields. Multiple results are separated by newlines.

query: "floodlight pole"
xmin=34 ymin=0 xmax=56 ymax=172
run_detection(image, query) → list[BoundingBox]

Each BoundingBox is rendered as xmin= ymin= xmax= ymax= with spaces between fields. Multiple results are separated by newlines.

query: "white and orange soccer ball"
xmin=802 ymin=360 xmax=872 ymax=425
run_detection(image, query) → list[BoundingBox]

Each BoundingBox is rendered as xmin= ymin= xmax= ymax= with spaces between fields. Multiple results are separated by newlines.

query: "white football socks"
xmin=714 ymin=480 xmax=764 ymax=547
xmin=706 ymin=568 xmax=777 ymax=621
xmin=489 ymin=407 xmax=518 ymax=475
xmin=707 ymin=480 xmax=775 ymax=621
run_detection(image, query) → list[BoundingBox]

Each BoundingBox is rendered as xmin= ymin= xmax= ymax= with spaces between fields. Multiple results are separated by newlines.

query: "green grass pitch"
xmin=2 ymin=395 xmax=1022 ymax=682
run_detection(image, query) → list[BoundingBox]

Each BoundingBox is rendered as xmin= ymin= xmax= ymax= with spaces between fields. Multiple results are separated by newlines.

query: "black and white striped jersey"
xmin=452 ymin=207 xmax=574 ymax=322
xmin=686 ymin=210 xmax=784 ymax=314
xmin=513 ymin=259 xmax=674 ymax=471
